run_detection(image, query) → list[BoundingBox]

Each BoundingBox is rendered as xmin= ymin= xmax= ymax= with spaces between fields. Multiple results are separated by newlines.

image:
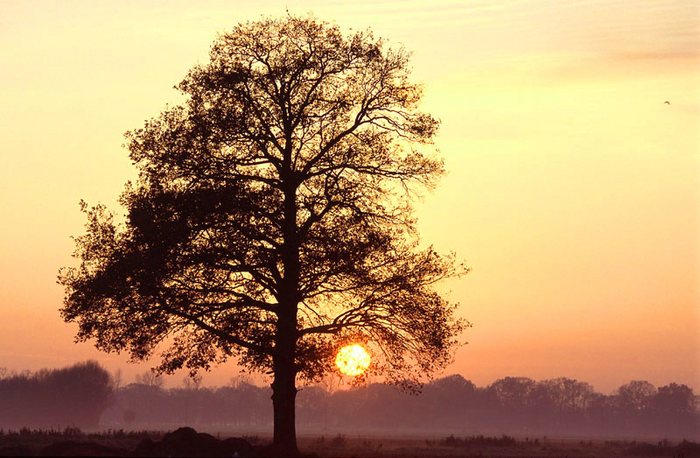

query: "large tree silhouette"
xmin=59 ymin=16 xmax=465 ymax=455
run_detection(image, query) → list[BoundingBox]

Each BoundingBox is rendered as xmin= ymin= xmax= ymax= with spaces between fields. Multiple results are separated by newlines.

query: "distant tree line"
xmin=0 ymin=361 xmax=113 ymax=429
xmin=1 ymin=362 xmax=697 ymax=439
xmin=102 ymin=374 xmax=699 ymax=439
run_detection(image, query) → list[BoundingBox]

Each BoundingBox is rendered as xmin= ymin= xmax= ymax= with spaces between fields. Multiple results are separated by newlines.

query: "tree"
xmin=616 ymin=380 xmax=656 ymax=413
xmin=487 ymin=377 xmax=537 ymax=432
xmin=0 ymin=361 xmax=113 ymax=429
xmin=135 ymin=370 xmax=164 ymax=389
xmin=540 ymin=377 xmax=595 ymax=413
xmin=488 ymin=377 xmax=536 ymax=410
xmin=614 ymin=380 xmax=656 ymax=435
xmin=653 ymin=383 xmax=695 ymax=416
xmin=59 ymin=15 xmax=466 ymax=455
xmin=650 ymin=383 xmax=698 ymax=437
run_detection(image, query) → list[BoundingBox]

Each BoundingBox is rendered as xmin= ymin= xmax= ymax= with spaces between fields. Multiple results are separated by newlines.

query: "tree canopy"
xmin=59 ymin=15 xmax=466 ymax=452
xmin=0 ymin=361 xmax=113 ymax=429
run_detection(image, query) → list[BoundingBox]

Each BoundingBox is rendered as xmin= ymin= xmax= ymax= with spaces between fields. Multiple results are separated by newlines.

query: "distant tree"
xmin=112 ymin=369 xmax=123 ymax=391
xmin=653 ymin=383 xmax=695 ymax=415
xmin=616 ymin=380 xmax=656 ymax=413
xmin=59 ymin=15 xmax=466 ymax=455
xmin=0 ymin=361 xmax=113 ymax=429
xmin=588 ymin=392 xmax=616 ymax=433
xmin=295 ymin=384 xmax=329 ymax=429
xmin=533 ymin=378 xmax=595 ymax=413
xmin=422 ymin=374 xmax=476 ymax=429
xmin=488 ymin=377 xmax=536 ymax=410
xmin=486 ymin=377 xmax=537 ymax=432
xmin=54 ymin=361 xmax=115 ymax=427
xmin=181 ymin=374 xmax=203 ymax=390
xmin=651 ymin=383 xmax=698 ymax=436
xmin=529 ymin=378 xmax=595 ymax=433
xmin=613 ymin=380 xmax=656 ymax=435
xmin=135 ymin=371 xmax=164 ymax=389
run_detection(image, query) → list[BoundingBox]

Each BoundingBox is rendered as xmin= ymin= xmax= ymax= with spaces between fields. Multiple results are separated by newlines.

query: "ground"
xmin=0 ymin=428 xmax=697 ymax=457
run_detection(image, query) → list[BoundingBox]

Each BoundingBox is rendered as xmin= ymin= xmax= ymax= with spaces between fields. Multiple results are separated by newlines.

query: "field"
xmin=0 ymin=428 xmax=698 ymax=457
xmin=300 ymin=435 xmax=699 ymax=457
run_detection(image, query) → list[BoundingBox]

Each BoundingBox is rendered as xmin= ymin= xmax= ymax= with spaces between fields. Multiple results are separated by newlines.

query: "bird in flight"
xmin=664 ymin=101 xmax=671 ymax=105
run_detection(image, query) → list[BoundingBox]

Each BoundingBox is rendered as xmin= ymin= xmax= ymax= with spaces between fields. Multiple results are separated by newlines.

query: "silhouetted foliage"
xmin=441 ymin=434 xmax=517 ymax=447
xmin=0 ymin=361 xmax=113 ymax=429
xmin=625 ymin=440 xmax=700 ymax=457
xmin=58 ymin=15 xmax=466 ymax=454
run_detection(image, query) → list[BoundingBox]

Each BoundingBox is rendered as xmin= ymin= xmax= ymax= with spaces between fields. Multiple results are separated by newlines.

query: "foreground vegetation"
xmin=1 ymin=428 xmax=699 ymax=457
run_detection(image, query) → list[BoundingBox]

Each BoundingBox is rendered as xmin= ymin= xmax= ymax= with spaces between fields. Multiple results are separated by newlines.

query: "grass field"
xmin=296 ymin=435 xmax=700 ymax=457
xmin=0 ymin=428 xmax=698 ymax=457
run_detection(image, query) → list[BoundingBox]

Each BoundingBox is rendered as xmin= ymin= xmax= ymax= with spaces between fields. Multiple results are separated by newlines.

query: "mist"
xmin=1 ymin=362 xmax=697 ymax=441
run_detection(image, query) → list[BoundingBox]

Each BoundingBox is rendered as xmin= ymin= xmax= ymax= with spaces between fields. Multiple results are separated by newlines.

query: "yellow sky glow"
xmin=0 ymin=0 xmax=697 ymax=392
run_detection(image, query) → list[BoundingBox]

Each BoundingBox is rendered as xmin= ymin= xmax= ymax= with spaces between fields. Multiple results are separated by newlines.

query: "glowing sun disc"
xmin=335 ymin=344 xmax=371 ymax=376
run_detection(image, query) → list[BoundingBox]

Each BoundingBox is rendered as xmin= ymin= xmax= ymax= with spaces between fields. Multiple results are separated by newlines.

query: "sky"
xmin=0 ymin=0 xmax=698 ymax=394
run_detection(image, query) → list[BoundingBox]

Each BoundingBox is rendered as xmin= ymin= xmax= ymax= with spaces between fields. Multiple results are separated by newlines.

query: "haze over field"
xmin=0 ymin=0 xmax=698 ymax=392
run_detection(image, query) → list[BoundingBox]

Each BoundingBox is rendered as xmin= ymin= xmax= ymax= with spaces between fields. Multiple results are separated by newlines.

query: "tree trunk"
xmin=273 ymin=151 xmax=300 ymax=455
xmin=271 ymin=354 xmax=298 ymax=456
xmin=271 ymin=299 xmax=299 ymax=455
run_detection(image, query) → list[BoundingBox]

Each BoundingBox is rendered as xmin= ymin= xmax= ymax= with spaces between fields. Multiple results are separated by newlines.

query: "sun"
xmin=335 ymin=344 xmax=371 ymax=376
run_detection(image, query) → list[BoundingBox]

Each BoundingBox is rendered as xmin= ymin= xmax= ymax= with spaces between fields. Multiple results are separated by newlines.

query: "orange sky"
xmin=0 ymin=0 xmax=698 ymax=393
